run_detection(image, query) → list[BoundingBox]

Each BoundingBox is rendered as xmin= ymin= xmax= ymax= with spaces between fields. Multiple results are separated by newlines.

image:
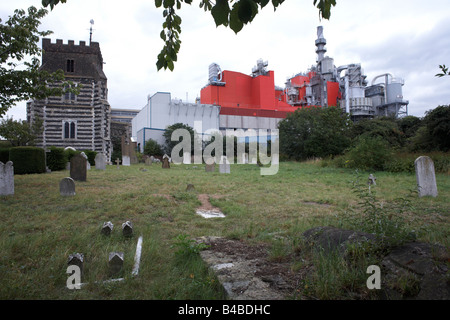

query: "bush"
xmin=82 ymin=150 xmax=97 ymax=165
xmin=9 ymin=147 xmax=46 ymax=174
xmin=64 ymin=148 xmax=80 ymax=162
xmin=0 ymin=148 xmax=11 ymax=163
xmin=46 ymin=146 xmax=67 ymax=171
xmin=143 ymin=138 xmax=163 ymax=157
xmin=345 ymin=136 xmax=392 ymax=171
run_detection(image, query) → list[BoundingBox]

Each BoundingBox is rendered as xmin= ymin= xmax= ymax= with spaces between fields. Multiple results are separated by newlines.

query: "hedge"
xmin=9 ymin=147 xmax=46 ymax=174
xmin=46 ymin=146 xmax=67 ymax=171
xmin=0 ymin=148 xmax=10 ymax=163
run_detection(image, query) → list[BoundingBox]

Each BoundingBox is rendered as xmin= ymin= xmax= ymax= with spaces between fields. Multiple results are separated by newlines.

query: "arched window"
xmin=63 ymin=120 xmax=77 ymax=139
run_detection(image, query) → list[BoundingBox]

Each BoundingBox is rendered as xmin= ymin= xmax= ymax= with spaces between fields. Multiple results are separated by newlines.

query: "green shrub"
xmin=9 ymin=147 xmax=46 ymax=174
xmin=46 ymin=146 xmax=67 ymax=171
xmin=143 ymin=138 xmax=163 ymax=157
xmin=64 ymin=148 xmax=80 ymax=162
xmin=345 ymin=136 xmax=392 ymax=171
xmin=82 ymin=150 xmax=97 ymax=165
xmin=0 ymin=148 xmax=11 ymax=163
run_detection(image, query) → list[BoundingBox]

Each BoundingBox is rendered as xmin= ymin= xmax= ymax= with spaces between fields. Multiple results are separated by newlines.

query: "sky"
xmin=1 ymin=0 xmax=450 ymax=121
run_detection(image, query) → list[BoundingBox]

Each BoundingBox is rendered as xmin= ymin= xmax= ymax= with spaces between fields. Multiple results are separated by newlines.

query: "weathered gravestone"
xmin=59 ymin=177 xmax=75 ymax=196
xmin=162 ymin=155 xmax=170 ymax=169
xmin=101 ymin=221 xmax=114 ymax=236
xmin=68 ymin=253 xmax=84 ymax=276
xmin=95 ymin=153 xmax=106 ymax=170
xmin=70 ymin=154 xmax=87 ymax=182
xmin=0 ymin=161 xmax=14 ymax=196
xmin=109 ymin=252 xmax=124 ymax=276
xmin=122 ymin=221 xmax=133 ymax=237
xmin=219 ymin=156 xmax=230 ymax=174
xmin=115 ymin=158 xmax=121 ymax=168
xmin=205 ymin=163 xmax=215 ymax=172
xmin=145 ymin=157 xmax=152 ymax=166
xmin=415 ymin=156 xmax=438 ymax=197
xmin=122 ymin=155 xmax=130 ymax=166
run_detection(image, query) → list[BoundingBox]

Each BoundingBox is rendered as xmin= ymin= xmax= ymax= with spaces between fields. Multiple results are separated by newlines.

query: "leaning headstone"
xmin=205 ymin=163 xmax=215 ymax=172
xmin=122 ymin=155 xmax=130 ymax=166
xmin=60 ymin=177 xmax=75 ymax=196
xmin=95 ymin=153 xmax=106 ymax=170
xmin=70 ymin=154 xmax=87 ymax=182
xmin=109 ymin=252 xmax=124 ymax=276
xmin=219 ymin=156 xmax=230 ymax=174
xmin=0 ymin=161 xmax=14 ymax=196
xmin=122 ymin=221 xmax=133 ymax=237
xmin=415 ymin=156 xmax=438 ymax=197
xmin=68 ymin=253 xmax=84 ymax=276
xmin=162 ymin=157 xmax=170 ymax=169
xmin=101 ymin=221 xmax=114 ymax=236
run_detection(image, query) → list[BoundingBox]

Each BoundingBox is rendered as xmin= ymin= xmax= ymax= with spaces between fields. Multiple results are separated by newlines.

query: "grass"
xmin=0 ymin=161 xmax=448 ymax=299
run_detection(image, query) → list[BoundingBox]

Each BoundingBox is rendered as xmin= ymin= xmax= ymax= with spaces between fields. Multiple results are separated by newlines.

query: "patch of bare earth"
xmin=196 ymin=236 xmax=307 ymax=300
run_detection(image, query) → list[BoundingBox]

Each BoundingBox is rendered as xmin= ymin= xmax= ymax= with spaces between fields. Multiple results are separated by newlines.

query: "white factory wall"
xmin=132 ymin=92 xmax=221 ymax=152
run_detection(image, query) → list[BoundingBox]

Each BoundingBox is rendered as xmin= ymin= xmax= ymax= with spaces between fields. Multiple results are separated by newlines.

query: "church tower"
xmin=27 ymin=38 xmax=111 ymax=161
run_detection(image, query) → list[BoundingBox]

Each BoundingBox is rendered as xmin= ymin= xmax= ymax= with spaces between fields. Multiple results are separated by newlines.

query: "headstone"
xmin=205 ymin=163 xmax=215 ymax=172
xmin=101 ymin=221 xmax=114 ymax=236
xmin=95 ymin=153 xmax=106 ymax=170
xmin=115 ymin=158 xmax=121 ymax=168
xmin=109 ymin=252 xmax=124 ymax=276
xmin=219 ymin=156 xmax=230 ymax=174
xmin=86 ymin=162 xmax=91 ymax=170
xmin=162 ymin=157 xmax=170 ymax=169
xmin=415 ymin=156 xmax=438 ymax=197
xmin=59 ymin=177 xmax=75 ymax=196
xmin=150 ymin=156 xmax=155 ymax=163
xmin=70 ymin=154 xmax=87 ymax=182
xmin=122 ymin=221 xmax=133 ymax=237
xmin=0 ymin=161 xmax=14 ymax=196
xmin=122 ymin=155 xmax=130 ymax=166
xmin=68 ymin=253 xmax=84 ymax=275
xmin=145 ymin=157 xmax=152 ymax=166
xmin=66 ymin=162 xmax=70 ymax=171
xmin=183 ymin=152 xmax=191 ymax=164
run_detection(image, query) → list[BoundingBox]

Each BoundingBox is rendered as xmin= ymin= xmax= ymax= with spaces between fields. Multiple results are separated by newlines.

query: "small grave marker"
xmin=95 ymin=153 xmax=106 ymax=170
xmin=109 ymin=252 xmax=124 ymax=276
xmin=101 ymin=221 xmax=114 ymax=236
xmin=122 ymin=221 xmax=133 ymax=237
xmin=68 ymin=253 xmax=84 ymax=275
xmin=0 ymin=161 xmax=14 ymax=196
xmin=415 ymin=156 xmax=438 ymax=197
xmin=60 ymin=177 xmax=76 ymax=196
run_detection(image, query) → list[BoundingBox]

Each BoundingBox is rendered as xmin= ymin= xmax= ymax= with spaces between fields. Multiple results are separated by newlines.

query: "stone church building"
xmin=27 ymin=38 xmax=111 ymax=161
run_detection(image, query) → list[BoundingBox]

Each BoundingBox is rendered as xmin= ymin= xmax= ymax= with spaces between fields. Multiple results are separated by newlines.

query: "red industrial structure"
xmin=200 ymin=62 xmax=341 ymax=120
xmin=200 ymin=26 xmax=407 ymax=124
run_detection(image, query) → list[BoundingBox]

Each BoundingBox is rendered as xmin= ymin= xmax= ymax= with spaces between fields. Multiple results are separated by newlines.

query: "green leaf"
xmin=155 ymin=0 xmax=163 ymax=8
xmin=238 ymin=0 xmax=258 ymax=24
xmin=230 ymin=4 xmax=244 ymax=33
xmin=211 ymin=0 xmax=230 ymax=27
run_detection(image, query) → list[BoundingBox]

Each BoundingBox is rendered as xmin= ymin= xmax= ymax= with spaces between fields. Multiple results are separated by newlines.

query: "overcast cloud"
xmin=1 ymin=0 xmax=449 ymax=120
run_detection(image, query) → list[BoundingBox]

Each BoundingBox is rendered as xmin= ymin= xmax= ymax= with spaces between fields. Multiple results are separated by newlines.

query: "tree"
xmin=163 ymin=122 xmax=197 ymax=155
xmin=278 ymin=106 xmax=351 ymax=160
xmin=143 ymin=138 xmax=164 ymax=156
xmin=0 ymin=116 xmax=43 ymax=146
xmin=0 ymin=6 xmax=75 ymax=116
xmin=41 ymin=0 xmax=336 ymax=71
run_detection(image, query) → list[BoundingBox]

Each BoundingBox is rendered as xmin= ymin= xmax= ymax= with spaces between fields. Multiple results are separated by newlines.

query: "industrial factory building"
xmin=132 ymin=26 xmax=408 ymax=150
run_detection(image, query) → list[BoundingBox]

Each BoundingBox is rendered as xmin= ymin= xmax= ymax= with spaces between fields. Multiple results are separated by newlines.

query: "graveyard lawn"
xmin=0 ymin=161 xmax=448 ymax=299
